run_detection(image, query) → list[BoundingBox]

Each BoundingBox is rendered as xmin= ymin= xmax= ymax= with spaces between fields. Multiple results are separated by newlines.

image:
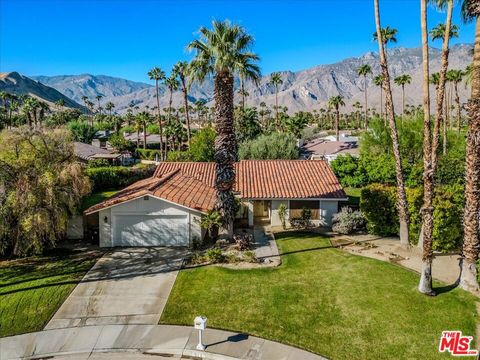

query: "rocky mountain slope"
xmin=0 ymin=72 xmax=84 ymax=109
xmin=31 ymin=74 xmax=151 ymax=104
xmin=28 ymin=44 xmax=473 ymax=114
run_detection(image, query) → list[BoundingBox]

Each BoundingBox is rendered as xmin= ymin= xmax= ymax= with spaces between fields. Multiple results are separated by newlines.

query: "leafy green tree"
xmin=67 ymin=120 xmax=97 ymax=143
xmin=239 ymin=132 xmax=298 ymax=160
xmin=190 ymin=126 xmax=216 ymax=161
xmin=235 ymin=107 xmax=262 ymax=142
xmin=0 ymin=128 xmax=91 ymax=256
xmin=284 ymin=111 xmax=311 ymax=138
xmin=188 ymin=20 xmax=260 ymax=231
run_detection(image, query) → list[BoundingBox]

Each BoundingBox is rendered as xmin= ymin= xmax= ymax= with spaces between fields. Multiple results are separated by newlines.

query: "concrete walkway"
xmin=1 ymin=324 xmax=327 ymax=360
xmin=253 ymin=226 xmax=281 ymax=267
xmin=46 ymin=247 xmax=188 ymax=329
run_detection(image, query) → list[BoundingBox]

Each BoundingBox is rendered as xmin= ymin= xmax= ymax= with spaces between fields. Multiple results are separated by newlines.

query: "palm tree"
xmin=373 ymin=26 xmax=398 ymax=50
xmin=429 ymin=0 xmax=457 ymax=176
xmin=137 ymin=111 xmax=151 ymax=150
xmin=188 ymin=20 xmax=260 ymax=234
xmin=148 ymin=67 xmax=166 ymax=160
xmin=269 ymin=72 xmax=283 ymax=129
xmin=447 ymin=69 xmax=464 ymax=132
xmin=95 ymin=95 xmax=103 ymax=114
xmin=373 ymin=74 xmax=385 ymax=120
xmin=430 ymin=72 xmax=449 ymax=154
xmin=173 ymin=61 xmax=192 ymax=146
xmin=105 ymin=101 xmax=115 ymax=116
xmin=459 ymin=0 xmax=479 ymax=293
xmin=328 ymin=95 xmax=345 ymax=141
xmin=418 ymin=0 xmax=435 ymax=296
xmin=357 ymin=64 xmax=372 ymax=128
xmin=164 ymin=74 xmax=179 ymax=159
xmin=394 ymin=74 xmax=412 ymax=118
xmin=374 ymin=0 xmax=410 ymax=247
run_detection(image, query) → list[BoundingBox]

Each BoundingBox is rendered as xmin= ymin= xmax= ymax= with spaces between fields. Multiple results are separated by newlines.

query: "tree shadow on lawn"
xmin=0 ymin=248 xmax=104 ymax=289
xmin=0 ymin=247 xmax=186 ymax=296
xmin=272 ymin=231 xmax=464 ymax=296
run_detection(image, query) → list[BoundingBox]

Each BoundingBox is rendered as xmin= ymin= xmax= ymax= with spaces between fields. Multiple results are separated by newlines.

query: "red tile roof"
xmin=85 ymin=160 xmax=346 ymax=214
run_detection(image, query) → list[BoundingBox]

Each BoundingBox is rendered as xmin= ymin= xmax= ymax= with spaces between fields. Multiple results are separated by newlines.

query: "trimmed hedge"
xmin=86 ymin=164 xmax=155 ymax=191
xmin=360 ymin=184 xmax=464 ymax=252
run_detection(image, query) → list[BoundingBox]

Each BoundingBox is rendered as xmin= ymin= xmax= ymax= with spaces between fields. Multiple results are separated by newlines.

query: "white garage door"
xmin=113 ymin=215 xmax=188 ymax=247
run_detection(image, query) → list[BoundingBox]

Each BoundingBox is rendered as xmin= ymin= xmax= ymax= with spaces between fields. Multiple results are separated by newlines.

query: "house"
xmin=303 ymin=139 xmax=359 ymax=163
xmin=74 ymin=141 xmax=124 ymax=164
xmin=84 ymin=160 xmax=347 ymax=247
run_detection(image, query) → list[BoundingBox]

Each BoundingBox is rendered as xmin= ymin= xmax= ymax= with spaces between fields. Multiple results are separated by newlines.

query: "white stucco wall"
xmin=271 ymin=200 xmax=289 ymax=227
xmin=98 ymin=195 xmax=203 ymax=247
xmin=319 ymin=200 xmax=339 ymax=227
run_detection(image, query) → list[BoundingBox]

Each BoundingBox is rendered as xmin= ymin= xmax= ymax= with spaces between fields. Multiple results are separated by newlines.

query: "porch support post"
xmin=247 ymin=200 xmax=254 ymax=227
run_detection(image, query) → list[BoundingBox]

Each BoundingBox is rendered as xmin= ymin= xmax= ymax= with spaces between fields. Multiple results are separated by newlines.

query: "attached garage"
xmin=113 ymin=215 xmax=188 ymax=247
xmin=96 ymin=195 xmax=204 ymax=248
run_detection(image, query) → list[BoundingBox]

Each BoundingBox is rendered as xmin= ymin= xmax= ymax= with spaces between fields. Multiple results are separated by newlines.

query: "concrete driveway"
xmin=45 ymin=247 xmax=188 ymax=329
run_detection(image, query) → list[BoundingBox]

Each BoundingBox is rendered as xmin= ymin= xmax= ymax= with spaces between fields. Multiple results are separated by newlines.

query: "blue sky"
xmin=0 ymin=0 xmax=475 ymax=83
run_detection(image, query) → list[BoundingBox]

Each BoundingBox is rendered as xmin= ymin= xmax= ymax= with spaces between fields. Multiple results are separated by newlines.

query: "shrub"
xmin=137 ymin=149 xmax=162 ymax=161
xmin=189 ymin=126 xmax=216 ymax=162
xmin=361 ymin=184 xmax=464 ymax=252
xmin=360 ymin=184 xmax=398 ymax=236
xmin=290 ymin=207 xmax=313 ymax=229
xmin=205 ymin=248 xmax=224 ymax=263
xmin=239 ymin=132 xmax=299 ymax=160
xmin=109 ymin=134 xmax=133 ymax=152
xmin=332 ymin=208 xmax=367 ymax=234
xmin=242 ymin=251 xmax=257 ymax=263
xmin=87 ymin=159 xmax=111 ymax=168
xmin=167 ymin=150 xmax=193 ymax=162
xmin=86 ymin=164 xmax=155 ymax=191
xmin=67 ymin=120 xmax=96 ymax=144
xmin=233 ymin=233 xmax=253 ymax=251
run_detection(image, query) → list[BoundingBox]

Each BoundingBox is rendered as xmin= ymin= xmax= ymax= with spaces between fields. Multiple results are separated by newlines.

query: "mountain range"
xmin=3 ymin=44 xmax=473 ymax=114
xmin=0 ymin=72 xmax=84 ymax=109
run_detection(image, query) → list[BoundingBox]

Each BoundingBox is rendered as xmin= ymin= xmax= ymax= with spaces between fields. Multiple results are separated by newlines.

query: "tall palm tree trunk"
xmin=214 ymin=70 xmax=237 ymax=237
xmin=166 ymin=89 xmax=174 ymax=160
xmin=425 ymin=0 xmax=452 ymax=235
xmin=374 ymin=0 xmax=410 ymax=246
xmin=459 ymin=14 xmax=480 ymax=292
xmin=455 ymin=82 xmax=461 ymax=132
xmin=155 ymin=80 xmax=164 ymax=161
xmin=364 ymin=76 xmax=369 ymax=128
xmin=418 ymin=0 xmax=435 ymax=295
xmin=275 ymin=87 xmax=279 ymax=130
xmin=380 ymin=85 xmax=384 ymax=123
xmin=335 ymin=108 xmax=340 ymax=141
xmin=181 ymin=78 xmax=191 ymax=146
xmin=402 ymin=85 xmax=406 ymax=118
xmin=143 ymin=122 xmax=147 ymax=150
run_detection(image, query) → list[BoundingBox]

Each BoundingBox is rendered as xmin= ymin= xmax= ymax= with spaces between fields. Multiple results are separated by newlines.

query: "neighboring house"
xmin=322 ymin=133 xmax=359 ymax=143
xmin=124 ymin=133 xmax=164 ymax=147
xmin=84 ymin=160 xmax=347 ymax=248
xmin=303 ymin=139 xmax=360 ymax=163
xmin=74 ymin=141 xmax=124 ymax=165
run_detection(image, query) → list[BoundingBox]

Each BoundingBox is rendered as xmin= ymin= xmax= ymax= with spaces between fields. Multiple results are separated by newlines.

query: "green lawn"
xmin=80 ymin=190 xmax=119 ymax=211
xmin=0 ymin=248 xmax=102 ymax=337
xmin=161 ymin=232 xmax=478 ymax=360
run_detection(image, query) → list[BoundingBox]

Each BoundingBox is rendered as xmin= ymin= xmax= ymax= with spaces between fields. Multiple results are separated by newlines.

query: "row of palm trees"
xmin=372 ymin=0 xmax=478 ymax=294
